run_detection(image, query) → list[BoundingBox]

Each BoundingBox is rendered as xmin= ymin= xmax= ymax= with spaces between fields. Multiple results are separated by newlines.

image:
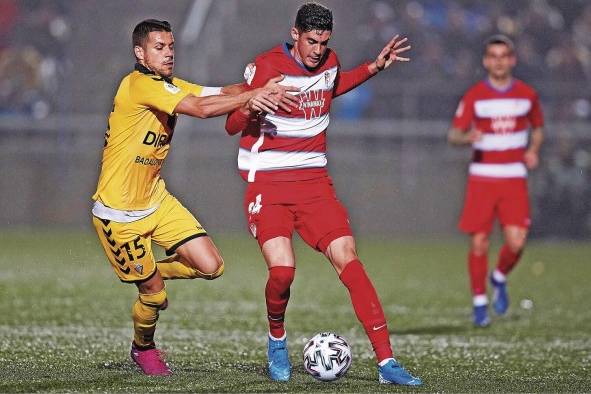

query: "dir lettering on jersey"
xmin=142 ymin=130 xmax=170 ymax=147
xmin=298 ymin=90 xmax=326 ymax=120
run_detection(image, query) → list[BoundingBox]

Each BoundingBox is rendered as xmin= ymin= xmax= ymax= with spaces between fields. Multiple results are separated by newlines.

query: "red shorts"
xmin=243 ymin=177 xmax=352 ymax=252
xmin=459 ymin=176 xmax=530 ymax=234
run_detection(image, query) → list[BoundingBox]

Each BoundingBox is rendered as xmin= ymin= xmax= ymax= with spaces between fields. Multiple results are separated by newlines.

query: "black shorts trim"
xmin=119 ymin=267 xmax=158 ymax=284
xmin=165 ymin=233 xmax=208 ymax=256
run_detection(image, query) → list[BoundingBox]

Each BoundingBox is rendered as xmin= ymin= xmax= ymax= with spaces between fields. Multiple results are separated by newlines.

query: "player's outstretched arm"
xmin=175 ymin=76 xmax=298 ymax=119
xmin=225 ymin=75 xmax=300 ymax=135
xmin=220 ymin=83 xmax=248 ymax=95
xmin=333 ymin=35 xmax=411 ymax=97
xmin=368 ymin=35 xmax=411 ymax=74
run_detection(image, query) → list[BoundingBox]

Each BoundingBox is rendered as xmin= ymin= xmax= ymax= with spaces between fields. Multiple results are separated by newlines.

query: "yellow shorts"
xmin=92 ymin=193 xmax=206 ymax=283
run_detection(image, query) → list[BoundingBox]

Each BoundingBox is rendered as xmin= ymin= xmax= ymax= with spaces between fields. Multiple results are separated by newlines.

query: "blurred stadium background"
xmin=1 ymin=0 xmax=590 ymax=239
xmin=2 ymin=2 xmax=591 ymax=391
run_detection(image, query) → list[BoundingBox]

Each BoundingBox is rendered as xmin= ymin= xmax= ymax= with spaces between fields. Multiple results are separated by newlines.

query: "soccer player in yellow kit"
xmin=91 ymin=19 xmax=297 ymax=376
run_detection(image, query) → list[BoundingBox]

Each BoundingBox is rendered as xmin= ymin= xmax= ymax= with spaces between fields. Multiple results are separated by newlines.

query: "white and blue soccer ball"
xmin=303 ymin=332 xmax=352 ymax=381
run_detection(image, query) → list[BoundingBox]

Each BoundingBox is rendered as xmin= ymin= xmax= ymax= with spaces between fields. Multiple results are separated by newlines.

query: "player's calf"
xmin=130 ymin=289 xmax=171 ymax=376
xmin=156 ymin=256 xmax=224 ymax=280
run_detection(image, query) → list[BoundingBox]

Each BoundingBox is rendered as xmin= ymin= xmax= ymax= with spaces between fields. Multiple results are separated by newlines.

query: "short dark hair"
xmin=132 ymin=19 xmax=172 ymax=48
xmin=295 ymin=3 xmax=333 ymax=32
xmin=484 ymin=34 xmax=515 ymax=54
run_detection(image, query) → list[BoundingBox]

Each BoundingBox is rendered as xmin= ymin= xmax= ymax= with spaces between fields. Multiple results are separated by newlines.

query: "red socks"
xmin=339 ymin=259 xmax=393 ymax=363
xmin=265 ymin=261 xmax=394 ymax=363
xmin=496 ymin=244 xmax=522 ymax=275
xmin=468 ymin=251 xmax=488 ymax=296
xmin=265 ymin=266 xmax=295 ymax=338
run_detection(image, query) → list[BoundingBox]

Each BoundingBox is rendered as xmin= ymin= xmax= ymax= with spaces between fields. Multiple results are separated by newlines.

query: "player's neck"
xmin=487 ymin=75 xmax=513 ymax=91
xmin=289 ymin=46 xmax=305 ymax=67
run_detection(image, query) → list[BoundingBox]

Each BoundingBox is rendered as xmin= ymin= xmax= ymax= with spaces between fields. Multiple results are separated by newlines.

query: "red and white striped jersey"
xmin=453 ymin=79 xmax=544 ymax=179
xmin=226 ymin=43 xmax=373 ymax=182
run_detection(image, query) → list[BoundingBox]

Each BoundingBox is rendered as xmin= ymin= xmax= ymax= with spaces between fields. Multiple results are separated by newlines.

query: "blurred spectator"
xmin=0 ymin=0 xmax=71 ymax=118
xmin=350 ymin=0 xmax=591 ymax=121
xmin=0 ymin=0 xmax=19 ymax=51
xmin=0 ymin=45 xmax=49 ymax=118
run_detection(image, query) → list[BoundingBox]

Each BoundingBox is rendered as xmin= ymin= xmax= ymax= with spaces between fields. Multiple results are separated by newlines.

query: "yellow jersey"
xmin=93 ymin=63 xmax=203 ymax=211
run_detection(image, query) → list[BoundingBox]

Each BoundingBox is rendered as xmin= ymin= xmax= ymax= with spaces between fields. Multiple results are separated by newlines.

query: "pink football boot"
xmin=130 ymin=343 xmax=172 ymax=376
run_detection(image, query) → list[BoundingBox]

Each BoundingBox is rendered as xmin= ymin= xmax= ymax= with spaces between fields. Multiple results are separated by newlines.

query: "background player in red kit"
xmin=448 ymin=35 xmax=544 ymax=327
xmin=226 ymin=2 xmax=421 ymax=386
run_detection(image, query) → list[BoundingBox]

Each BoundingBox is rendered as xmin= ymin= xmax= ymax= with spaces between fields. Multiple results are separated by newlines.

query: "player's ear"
xmin=290 ymin=27 xmax=300 ymax=42
xmin=134 ymin=45 xmax=145 ymax=62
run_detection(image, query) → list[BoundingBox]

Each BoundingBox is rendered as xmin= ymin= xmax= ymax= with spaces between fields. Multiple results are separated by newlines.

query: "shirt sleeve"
xmin=132 ymin=75 xmax=193 ymax=115
xmin=451 ymin=91 xmax=475 ymax=132
xmin=199 ymin=86 xmax=223 ymax=96
xmin=528 ymin=91 xmax=544 ymax=128
xmin=248 ymin=58 xmax=282 ymax=88
xmin=172 ymin=77 xmax=204 ymax=97
xmin=333 ymin=62 xmax=374 ymax=97
xmin=225 ymin=109 xmax=252 ymax=135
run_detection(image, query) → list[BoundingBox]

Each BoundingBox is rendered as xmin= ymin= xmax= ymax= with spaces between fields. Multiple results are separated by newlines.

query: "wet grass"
xmin=0 ymin=230 xmax=590 ymax=392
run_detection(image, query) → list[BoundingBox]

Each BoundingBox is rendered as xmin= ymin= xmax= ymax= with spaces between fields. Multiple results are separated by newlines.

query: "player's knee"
xmin=506 ymin=238 xmax=526 ymax=254
xmin=268 ymin=266 xmax=295 ymax=289
xmin=471 ymin=236 xmax=489 ymax=255
xmin=205 ymin=260 xmax=225 ymax=280
xmin=194 ymin=260 xmax=225 ymax=280
xmin=138 ymin=288 xmax=168 ymax=310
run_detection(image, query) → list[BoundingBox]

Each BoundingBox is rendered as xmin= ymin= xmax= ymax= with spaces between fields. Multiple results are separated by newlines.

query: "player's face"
xmin=135 ymin=31 xmax=175 ymax=78
xmin=291 ymin=28 xmax=331 ymax=69
xmin=483 ymin=43 xmax=515 ymax=80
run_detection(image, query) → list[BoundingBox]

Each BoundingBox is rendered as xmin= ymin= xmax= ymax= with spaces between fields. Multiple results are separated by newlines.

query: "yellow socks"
xmin=156 ymin=254 xmax=224 ymax=280
xmin=132 ymin=288 xmax=167 ymax=347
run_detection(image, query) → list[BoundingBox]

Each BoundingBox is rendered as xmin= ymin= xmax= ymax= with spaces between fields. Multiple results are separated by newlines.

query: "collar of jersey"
xmin=134 ymin=62 xmax=174 ymax=84
xmin=484 ymin=77 xmax=515 ymax=94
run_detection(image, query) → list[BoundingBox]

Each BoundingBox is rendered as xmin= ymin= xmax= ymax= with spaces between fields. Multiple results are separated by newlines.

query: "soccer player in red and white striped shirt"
xmin=226 ymin=2 xmax=421 ymax=386
xmin=448 ymin=35 xmax=544 ymax=327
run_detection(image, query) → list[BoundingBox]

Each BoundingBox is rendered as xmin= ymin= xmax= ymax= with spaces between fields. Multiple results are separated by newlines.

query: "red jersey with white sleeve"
xmin=226 ymin=43 xmax=374 ymax=182
xmin=453 ymin=78 xmax=544 ymax=179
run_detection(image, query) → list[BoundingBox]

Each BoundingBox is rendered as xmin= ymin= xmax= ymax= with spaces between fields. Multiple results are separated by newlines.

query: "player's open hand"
xmin=374 ymin=35 xmax=411 ymax=71
xmin=263 ymin=75 xmax=300 ymax=112
xmin=247 ymin=89 xmax=282 ymax=114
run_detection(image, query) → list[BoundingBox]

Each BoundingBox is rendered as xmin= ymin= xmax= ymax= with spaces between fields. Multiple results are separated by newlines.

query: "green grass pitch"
xmin=0 ymin=230 xmax=590 ymax=392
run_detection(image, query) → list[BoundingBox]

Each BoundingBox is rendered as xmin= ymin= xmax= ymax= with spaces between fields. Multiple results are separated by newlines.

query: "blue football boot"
xmin=267 ymin=335 xmax=291 ymax=381
xmin=378 ymin=358 xmax=423 ymax=386
xmin=490 ymin=275 xmax=509 ymax=315
xmin=473 ymin=304 xmax=490 ymax=327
